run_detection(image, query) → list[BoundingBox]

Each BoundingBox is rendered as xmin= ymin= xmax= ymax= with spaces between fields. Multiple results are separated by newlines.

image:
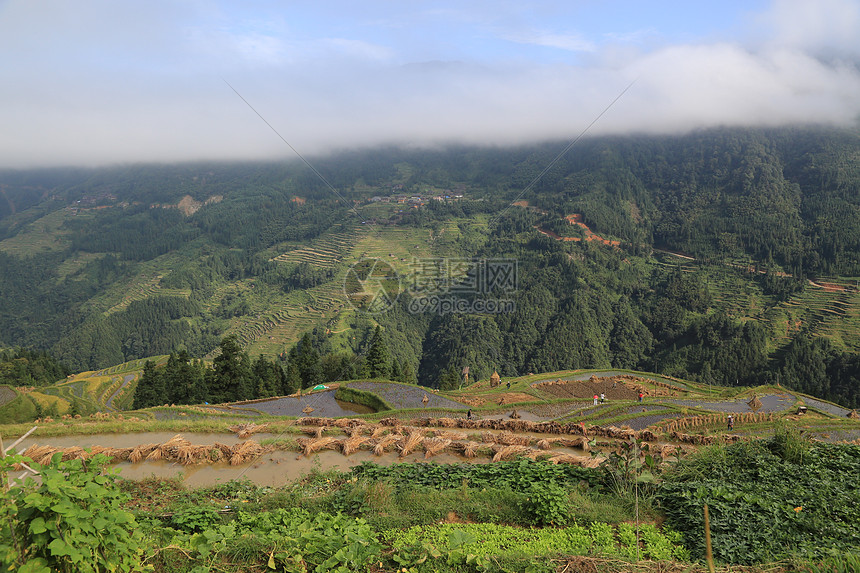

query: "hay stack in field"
xmin=207 ymin=446 xmax=224 ymax=462
xmin=214 ymin=443 xmax=234 ymax=460
xmin=93 ymin=446 xmax=130 ymax=462
xmin=536 ymin=438 xmax=560 ymax=450
xmin=659 ymin=444 xmax=679 ymax=459
xmin=423 ymin=438 xmax=451 ymax=458
xmin=57 ymin=446 xmax=86 ymax=462
xmin=398 ymin=430 xmax=425 ymax=457
xmin=492 ymin=444 xmax=530 ymax=462
xmin=461 ymin=441 xmax=481 ymax=458
xmin=437 ymin=417 xmax=458 ymax=428
xmin=372 ymin=434 xmax=399 ymax=456
xmin=297 ymin=436 xmax=339 ymax=457
xmin=369 ymin=425 xmax=386 ymax=439
xmin=432 ymin=429 xmax=467 ymax=441
xmin=506 ymin=419 xmax=530 ymax=432
xmin=23 ymin=445 xmax=58 ymax=465
xmin=300 ymin=426 xmax=328 ymax=438
xmin=341 ymin=435 xmax=370 ymax=456
xmin=129 ymin=443 xmax=159 ymax=463
xmin=155 ymin=435 xmax=192 ymax=461
xmin=302 ymin=405 xmax=315 ymax=414
xmin=548 ymin=453 xmax=604 ymax=467
xmin=555 ymin=436 xmax=588 ymax=450
xmin=298 ymin=417 xmax=328 ymax=426
xmin=497 ymin=431 xmax=531 ymax=446
xmin=229 ymin=423 xmax=270 ymax=439
xmin=230 ymin=440 xmax=265 ymax=466
xmin=848 ymin=410 xmax=859 ymax=420
xmin=523 ymin=448 xmax=545 ymax=460
xmin=747 ymin=395 xmax=763 ymax=411
xmin=176 ymin=445 xmax=207 ymax=465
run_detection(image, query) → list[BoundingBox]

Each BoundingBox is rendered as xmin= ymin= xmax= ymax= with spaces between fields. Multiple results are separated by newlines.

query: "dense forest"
xmin=2 ymin=126 xmax=860 ymax=407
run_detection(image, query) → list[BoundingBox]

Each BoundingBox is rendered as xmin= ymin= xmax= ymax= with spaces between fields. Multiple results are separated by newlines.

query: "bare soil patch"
xmin=536 ymin=377 xmax=641 ymax=401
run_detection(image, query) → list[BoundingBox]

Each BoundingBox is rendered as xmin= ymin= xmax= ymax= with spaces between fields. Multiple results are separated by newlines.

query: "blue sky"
xmin=0 ymin=0 xmax=858 ymax=167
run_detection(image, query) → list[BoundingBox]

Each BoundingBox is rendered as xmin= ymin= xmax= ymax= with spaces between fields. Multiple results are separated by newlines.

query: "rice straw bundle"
xmin=230 ymin=440 xmax=264 ymax=465
xmin=129 ymin=443 xmax=158 ymax=463
xmin=176 ymin=445 xmax=200 ymax=465
xmin=302 ymin=405 xmax=315 ymax=414
xmin=299 ymin=436 xmax=339 ymax=457
xmin=432 ymin=430 xmax=467 ymax=441
xmin=523 ymin=448 xmax=544 ymax=460
xmin=207 ymin=447 xmax=224 ymax=462
xmin=437 ymin=417 xmax=458 ymax=428
xmin=229 ymin=423 xmax=270 ymax=439
xmin=548 ymin=453 xmax=603 ymax=467
xmin=300 ymin=427 xmax=321 ymax=437
xmin=23 ymin=445 xmax=57 ymax=465
xmin=398 ymin=430 xmax=424 ymax=457
xmin=145 ymin=447 xmax=164 ymax=461
xmin=59 ymin=446 xmax=86 ymax=461
xmin=103 ymin=447 xmax=132 ymax=462
xmin=344 ymin=425 xmax=363 ymax=438
xmin=462 ymin=441 xmax=480 ymax=458
xmin=536 ymin=438 xmax=559 ymax=450
xmin=340 ymin=435 xmax=369 ymax=456
xmin=481 ymin=431 xmax=497 ymax=443
xmin=423 ymin=438 xmax=451 ymax=458
xmin=372 ymin=434 xmax=399 ymax=456
xmin=492 ymin=444 xmax=530 ymax=462
xmin=497 ymin=431 xmax=530 ymax=446
xmin=369 ymin=425 xmax=386 ymax=439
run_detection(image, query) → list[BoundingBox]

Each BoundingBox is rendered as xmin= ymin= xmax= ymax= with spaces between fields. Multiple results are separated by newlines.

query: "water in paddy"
xmin=9 ymin=431 xmax=587 ymax=488
xmin=113 ymin=450 xmax=493 ymax=487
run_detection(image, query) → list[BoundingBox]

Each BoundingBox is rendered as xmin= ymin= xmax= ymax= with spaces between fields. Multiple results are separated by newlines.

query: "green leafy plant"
xmin=0 ymin=453 xmax=147 ymax=573
xmin=170 ymin=504 xmax=222 ymax=532
xmin=519 ymin=481 xmax=570 ymax=526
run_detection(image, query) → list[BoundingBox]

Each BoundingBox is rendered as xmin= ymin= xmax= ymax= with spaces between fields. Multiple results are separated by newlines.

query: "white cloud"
xmin=502 ymin=29 xmax=597 ymax=52
xmin=0 ymin=0 xmax=858 ymax=167
xmin=760 ymin=0 xmax=860 ymax=55
xmin=321 ymin=38 xmax=394 ymax=61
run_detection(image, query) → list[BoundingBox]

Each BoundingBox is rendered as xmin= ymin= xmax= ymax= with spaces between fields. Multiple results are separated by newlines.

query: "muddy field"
xmin=346 ymin=381 xmax=466 ymax=409
xmin=535 ymin=378 xmax=642 ymax=401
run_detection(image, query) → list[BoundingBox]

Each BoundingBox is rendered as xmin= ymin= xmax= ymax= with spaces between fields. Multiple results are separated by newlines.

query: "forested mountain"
xmin=2 ymin=126 xmax=860 ymax=407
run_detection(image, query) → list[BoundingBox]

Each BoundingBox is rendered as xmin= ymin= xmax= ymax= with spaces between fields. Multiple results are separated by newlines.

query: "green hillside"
xmin=2 ymin=127 xmax=860 ymax=409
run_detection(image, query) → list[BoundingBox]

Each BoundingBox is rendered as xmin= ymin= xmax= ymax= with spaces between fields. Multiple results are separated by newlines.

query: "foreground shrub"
xmin=659 ymin=440 xmax=860 ymax=564
xmin=0 ymin=453 xmax=146 ymax=573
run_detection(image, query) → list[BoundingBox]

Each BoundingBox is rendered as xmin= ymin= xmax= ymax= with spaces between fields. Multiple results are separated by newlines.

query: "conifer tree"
xmin=365 ymin=326 xmax=391 ymax=379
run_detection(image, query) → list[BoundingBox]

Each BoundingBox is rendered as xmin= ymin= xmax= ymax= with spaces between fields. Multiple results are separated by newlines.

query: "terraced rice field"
xmin=0 ymin=209 xmax=75 ymax=256
xmin=234 ymin=392 xmax=374 ymax=417
xmin=800 ymin=396 xmax=852 ymax=417
xmin=346 ymin=381 xmax=466 ymax=410
xmin=103 ymin=273 xmax=191 ymax=316
xmin=0 ymin=386 xmax=16 ymax=407
xmin=665 ymin=393 xmax=795 ymax=414
xmin=533 ymin=371 xmax=689 ymax=390
xmin=242 ymin=281 xmax=349 ymax=356
xmin=271 ymin=226 xmax=360 ymax=270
